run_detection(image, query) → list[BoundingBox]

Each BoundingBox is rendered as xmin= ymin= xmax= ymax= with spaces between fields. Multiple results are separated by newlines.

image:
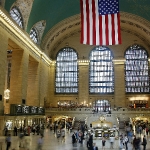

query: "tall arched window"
xmin=10 ymin=6 xmax=23 ymax=28
xmin=125 ymin=44 xmax=150 ymax=93
xmin=30 ymin=27 xmax=38 ymax=44
xmin=89 ymin=46 xmax=114 ymax=94
xmin=55 ymin=47 xmax=78 ymax=93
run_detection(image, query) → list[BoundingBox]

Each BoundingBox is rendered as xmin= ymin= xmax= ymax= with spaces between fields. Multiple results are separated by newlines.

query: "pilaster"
xmin=78 ymin=60 xmax=89 ymax=105
xmin=9 ymin=49 xmax=29 ymax=106
xmin=113 ymin=58 xmax=126 ymax=108
xmin=0 ymin=30 xmax=8 ymax=115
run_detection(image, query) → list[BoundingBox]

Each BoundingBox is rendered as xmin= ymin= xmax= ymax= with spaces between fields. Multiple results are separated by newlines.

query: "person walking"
xmin=19 ymin=132 xmax=24 ymax=148
xmin=72 ymin=132 xmax=77 ymax=146
xmin=88 ymin=133 xmax=93 ymax=150
xmin=142 ymin=135 xmax=147 ymax=150
xmin=36 ymin=135 xmax=43 ymax=150
xmin=4 ymin=126 xmax=8 ymax=136
xmin=61 ymin=128 xmax=65 ymax=142
xmin=56 ymin=128 xmax=61 ymax=142
xmin=124 ymin=134 xmax=129 ymax=150
xmin=145 ymin=127 xmax=149 ymax=136
xmin=14 ymin=126 xmax=17 ymax=136
xmin=24 ymin=138 xmax=30 ymax=150
xmin=102 ymin=137 xmax=106 ymax=150
xmin=109 ymin=136 xmax=115 ymax=149
xmin=5 ymin=134 xmax=11 ymax=150
xmin=119 ymin=135 xmax=124 ymax=150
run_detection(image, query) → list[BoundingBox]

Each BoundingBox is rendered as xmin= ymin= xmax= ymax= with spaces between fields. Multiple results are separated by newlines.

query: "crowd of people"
xmin=119 ymin=121 xmax=149 ymax=150
xmin=4 ymin=123 xmax=45 ymax=150
xmin=3 ymin=119 xmax=150 ymax=150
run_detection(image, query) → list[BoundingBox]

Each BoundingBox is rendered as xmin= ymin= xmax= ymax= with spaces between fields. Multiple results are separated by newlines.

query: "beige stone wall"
xmin=21 ymin=50 xmax=29 ymax=102
xmin=49 ymin=63 xmax=55 ymax=106
xmin=78 ymin=62 xmax=89 ymax=105
xmin=9 ymin=50 xmax=23 ymax=104
xmin=9 ymin=49 xmax=30 ymax=106
xmin=1 ymin=8 xmax=150 ymax=114
xmin=0 ymin=116 xmax=4 ymax=135
xmin=48 ymin=30 xmax=150 ymax=108
xmin=0 ymin=28 xmax=8 ymax=115
xmin=39 ymin=61 xmax=49 ymax=107
xmin=114 ymin=61 xmax=126 ymax=108
xmin=26 ymin=56 xmax=39 ymax=106
xmin=0 ymin=15 xmax=50 ymax=114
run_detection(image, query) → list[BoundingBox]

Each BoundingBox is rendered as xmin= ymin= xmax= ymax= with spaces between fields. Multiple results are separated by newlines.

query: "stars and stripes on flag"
xmin=80 ymin=0 xmax=121 ymax=46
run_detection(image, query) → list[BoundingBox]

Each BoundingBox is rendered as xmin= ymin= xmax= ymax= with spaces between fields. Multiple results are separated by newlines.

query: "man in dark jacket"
xmin=87 ymin=133 xmax=93 ymax=150
xmin=142 ymin=135 xmax=147 ymax=150
xmin=5 ymin=134 xmax=11 ymax=150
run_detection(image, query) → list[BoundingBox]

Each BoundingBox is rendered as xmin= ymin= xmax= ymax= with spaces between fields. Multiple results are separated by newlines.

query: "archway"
xmin=93 ymin=100 xmax=111 ymax=112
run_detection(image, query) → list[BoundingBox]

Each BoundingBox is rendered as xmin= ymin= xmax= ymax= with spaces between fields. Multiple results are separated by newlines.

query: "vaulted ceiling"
xmin=3 ymin=0 xmax=150 ymax=58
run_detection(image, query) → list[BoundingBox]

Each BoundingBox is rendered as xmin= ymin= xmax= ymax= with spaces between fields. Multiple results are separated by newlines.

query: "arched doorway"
xmin=93 ymin=100 xmax=111 ymax=112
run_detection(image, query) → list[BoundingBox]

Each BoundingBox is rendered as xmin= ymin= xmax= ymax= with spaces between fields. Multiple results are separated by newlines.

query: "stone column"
xmin=113 ymin=58 xmax=126 ymax=108
xmin=21 ymin=50 xmax=29 ymax=103
xmin=0 ymin=35 xmax=7 ymax=113
xmin=26 ymin=56 xmax=39 ymax=106
xmin=9 ymin=49 xmax=29 ymax=106
xmin=0 ymin=30 xmax=8 ymax=135
xmin=148 ymin=60 xmax=150 ymax=107
xmin=0 ymin=116 xmax=5 ymax=135
xmin=49 ymin=63 xmax=56 ymax=106
xmin=38 ymin=56 xmax=49 ymax=107
xmin=78 ymin=60 xmax=89 ymax=106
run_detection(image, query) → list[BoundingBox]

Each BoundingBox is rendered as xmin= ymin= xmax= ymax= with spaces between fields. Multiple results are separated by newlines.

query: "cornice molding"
xmin=0 ymin=7 xmax=51 ymax=66
xmin=41 ymin=14 xmax=81 ymax=50
xmin=41 ymin=12 xmax=150 ymax=55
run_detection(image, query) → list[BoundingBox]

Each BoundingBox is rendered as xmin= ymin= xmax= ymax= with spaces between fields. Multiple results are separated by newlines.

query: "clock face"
xmin=22 ymin=106 xmax=29 ymax=114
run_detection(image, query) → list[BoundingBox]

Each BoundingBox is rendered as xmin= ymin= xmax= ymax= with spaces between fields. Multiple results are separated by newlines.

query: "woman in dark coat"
xmin=72 ymin=132 xmax=76 ymax=145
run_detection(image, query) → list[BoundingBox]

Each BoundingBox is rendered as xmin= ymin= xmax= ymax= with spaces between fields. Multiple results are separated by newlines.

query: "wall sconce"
xmin=4 ymin=89 xmax=10 ymax=100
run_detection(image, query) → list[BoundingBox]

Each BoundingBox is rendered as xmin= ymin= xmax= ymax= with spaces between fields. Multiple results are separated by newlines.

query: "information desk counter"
xmin=93 ymin=128 xmax=118 ymax=139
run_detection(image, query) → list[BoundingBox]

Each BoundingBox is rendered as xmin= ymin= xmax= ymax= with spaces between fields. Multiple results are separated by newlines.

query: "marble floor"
xmin=0 ymin=129 xmax=150 ymax=150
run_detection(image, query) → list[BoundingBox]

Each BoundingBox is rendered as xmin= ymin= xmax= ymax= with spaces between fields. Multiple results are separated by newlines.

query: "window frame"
xmin=55 ymin=47 xmax=78 ymax=94
xmin=30 ymin=27 xmax=39 ymax=44
xmin=89 ymin=46 xmax=114 ymax=94
xmin=10 ymin=6 xmax=24 ymax=29
xmin=125 ymin=44 xmax=150 ymax=94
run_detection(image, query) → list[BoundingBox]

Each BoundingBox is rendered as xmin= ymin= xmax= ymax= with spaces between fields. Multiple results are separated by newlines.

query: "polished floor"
xmin=0 ymin=129 xmax=150 ymax=150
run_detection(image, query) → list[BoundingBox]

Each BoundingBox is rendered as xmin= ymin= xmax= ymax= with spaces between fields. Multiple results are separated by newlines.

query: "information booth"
xmin=91 ymin=116 xmax=119 ymax=139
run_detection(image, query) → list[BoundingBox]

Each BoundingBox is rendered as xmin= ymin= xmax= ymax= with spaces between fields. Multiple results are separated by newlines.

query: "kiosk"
xmin=90 ymin=115 xmax=119 ymax=139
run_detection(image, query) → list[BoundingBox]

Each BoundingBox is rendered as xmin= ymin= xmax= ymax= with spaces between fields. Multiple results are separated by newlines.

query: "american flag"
xmin=80 ymin=0 xmax=121 ymax=45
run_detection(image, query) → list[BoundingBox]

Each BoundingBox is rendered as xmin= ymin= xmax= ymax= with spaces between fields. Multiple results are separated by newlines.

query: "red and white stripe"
xmin=80 ymin=0 xmax=121 ymax=46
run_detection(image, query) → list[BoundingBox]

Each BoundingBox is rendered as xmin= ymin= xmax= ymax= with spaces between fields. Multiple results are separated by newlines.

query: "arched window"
xmin=93 ymin=100 xmax=111 ymax=112
xmin=125 ymin=44 xmax=150 ymax=93
xmin=30 ymin=27 xmax=38 ymax=44
xmin=89 ymin=46 xmax=114 ymax=93
xmin=10 ymin=6 xmax=23 ymax=28
xmin=55 ymin=47 xmax=78 ymax=93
